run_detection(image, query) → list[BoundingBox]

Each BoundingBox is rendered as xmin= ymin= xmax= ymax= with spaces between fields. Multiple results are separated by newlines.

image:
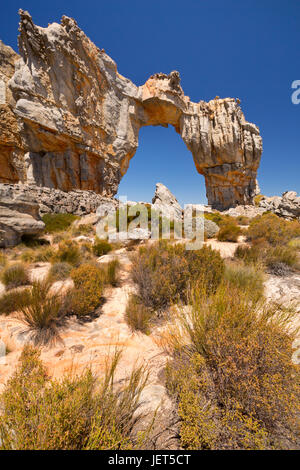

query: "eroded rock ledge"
xmin=0 ymin=10 xmax=262 ymax=210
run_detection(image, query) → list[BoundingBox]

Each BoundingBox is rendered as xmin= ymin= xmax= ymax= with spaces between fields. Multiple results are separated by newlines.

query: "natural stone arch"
xmin=0 ymin=10 xmax=262 ymax=210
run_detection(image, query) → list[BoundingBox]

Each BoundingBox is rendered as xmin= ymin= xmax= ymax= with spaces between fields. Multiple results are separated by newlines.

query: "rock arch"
xmin=0 ymin=10 xmax=262 ymax=210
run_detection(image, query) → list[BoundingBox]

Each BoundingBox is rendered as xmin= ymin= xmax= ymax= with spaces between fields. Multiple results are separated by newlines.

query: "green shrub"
xmin=235 ymin=243 xmax=262 ymax=265
xmin=54 ymin=241 xmax=81 ymax=266
xmin=247 ymin=213 xmax=300 ymax=246
xmin=125 ymin=295 xmax=153 ymax=334
xmin=0 ymin=347 xmax=149 ymax=450
xmin=265 ymin=245 xmax=299 ymax=275
xmin=47 ymin=262 xmax=72 ymax=282
xmin=68 ymin=263 xmax=104 ymax=316
xmin=217 ymin=223 xmax=241 ymax=242
xmin=131 ymin=241 xmax=224 ymax=311
xmin=0 ymin=251 xmax=7 ymax=268
xmin=254 ymin=194 xmax=264 ymax=206
xmin=20 ymin=246 xmax=56 ymax=263
xmin=93 ymin=238 xmax=112 ymax=257
xmin=1 ymin=263 xmax=30 ymax=290
xmin=224 ymin=262 xmax=264 ymax=303
xmin=235 ymin=242 xmax=298 ymax=274
xmin=288 ymin=238 xmax=300 ymax=250
xmin=166 ymin=285 xmax=300 ymax=449
xmin=0 ymin=288 xmax=32 ymax=315
xmin=236 ymin=215 xmax=250 ymax=226
xmin=70 ymin=224 xmax=94 ymax=237
xmin=103 ymin=259 xmax=120 ymax=286
xmin=19 ymin=281 xmax=67 ymax=344
xmin=42 ymin=213 xmax=79 ymax=233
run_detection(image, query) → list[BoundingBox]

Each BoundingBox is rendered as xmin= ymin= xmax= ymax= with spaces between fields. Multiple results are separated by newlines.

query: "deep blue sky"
xmin=1 ymin=0 xmax=299 ymax=205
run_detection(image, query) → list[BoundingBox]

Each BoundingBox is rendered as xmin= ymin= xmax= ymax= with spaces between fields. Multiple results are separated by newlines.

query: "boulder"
xmin=152 ymin=183 xmax=182 ymax=221
xmin=259 ymin=191 xmax=300 ymax=220
xmin=109 ymin=228 xmax=150 ymax=244
xmin=0 ymin=196 xmax=45 ymax=247
xmin=184 ymin=216 xmax=219 ymax=239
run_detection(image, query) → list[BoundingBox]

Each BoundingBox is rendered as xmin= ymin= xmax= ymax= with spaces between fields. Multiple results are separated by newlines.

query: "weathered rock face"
xmin=0 ymin=194 xmax=45 ymax=247
xmin=0 ymin=10 xmax=263 ymax=210
xmin=259 ymin=191 xmax=300 ymax=220
xmin=152 ymin=182 xmax=183 ymax=220
xmin=0 ymin=183 xmax=117 ymax=216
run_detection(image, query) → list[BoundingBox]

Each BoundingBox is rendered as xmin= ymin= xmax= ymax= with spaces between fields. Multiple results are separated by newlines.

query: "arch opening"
xmin=117 ymin=124 xmax=207 ymax=207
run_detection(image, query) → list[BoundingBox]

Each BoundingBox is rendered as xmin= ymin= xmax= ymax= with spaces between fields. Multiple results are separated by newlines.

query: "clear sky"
xmin=1 ymin=0 xmax=299 ymax=206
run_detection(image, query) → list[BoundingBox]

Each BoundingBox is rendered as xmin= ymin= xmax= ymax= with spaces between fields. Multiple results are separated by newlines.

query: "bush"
xmin=224 ymin=263 xmax=264 ymax=303
xmin=131 ymin=241 xmax=224 ymax=312
xmin=236 ymin=215 xmax=250 ymax=226
xmin=54 ymin=241 xmax=81 ymax=266
xmin=247 ymin=213 xmax=300 ymax=246
xmin=0 ymin=347 xmax=149 ymax=450
xmin=0 ymin=288 xmax=32 ymax=315
xmin=288 ymin=237 xmax=300 ymax=250
xmin=0 ymin=251 xmax=7 ymax=268
xmin=18 ymin=281 xmax=67 ymax=345
xmin=103 ymin=259 xmax=120 ymax=286
xmin=254 ymin=194 xmax=264 ymax=206
xmin=42 ymin=213 xmax=79 ymax=233
xmin=265 ymin=245 xmax=299 ymax=275
xmin=235 ymin=242 xmax=298 ymax=274
xmin=68 ymin=263 xmax=105 ymax=316
xmin=166 ymin=285 xmax=300 ymax=449
xmin=1 ymin=263 xmax=30 ymax=290
xmin=217 ymin=223 xmax=241 ymax=242
xmin=125 ymin=295 xmax=153 ymax=334
xmin=20 ymin=246 xmax=56 ymax=263
xmin=70 ymin=224 xmax=94 ymax=237
xmin=93 ymin=238 xmax=112 ymax=257
xmin=47 ymin=262 xmax=72 ymax=282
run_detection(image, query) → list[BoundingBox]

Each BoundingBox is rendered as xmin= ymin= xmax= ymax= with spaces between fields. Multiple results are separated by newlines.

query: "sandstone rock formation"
xmin=0 ymin=183 xmax=117 ymax=216
xmin=0 ymin=10 xmax=262 ymax=210
xmin=0 ymin=194 xmax=45 ymax=247
xmin=259 ymin=191 xmax=300 ymax=220
xmin=152 ymin=183 xmax=183 ymax=221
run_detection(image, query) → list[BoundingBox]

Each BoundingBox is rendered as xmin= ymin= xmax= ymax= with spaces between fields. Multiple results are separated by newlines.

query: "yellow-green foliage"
xmin=0 ymin=347 xmax=149 ymax=450
xmin=19 ymin=281 xmax=67 ymax=345
xmin=93 ymin=238 xmax=112 ymax=257
xmin=247 ymin=213 xmax=300 ymax=246
xmin=1 ymin=263 xmax=30 ymax=290
xmin=20 ymin=245 xmax=56 ymax=263
xmin=42 ymin=213 xmax=79 ymax=233
xmin=70 ymin=223 xmax=94 ymax=237
xmin=235 ymin=241 xmax=299 ymax=274
xmin=217 ymin=223 xmax=241 ymax=242
xmin=254 ymin=194 xmax=264 ymax=206
xmin=125 ymin=295 xmax=153 ymax=334
xmin=224 ymin=262 xmax=264 ymax=303
xmin=0 ymin=288 xmax=31 ymax=315
xmin=47 ymin=262 xmax=72 ymax=282
xmin=0 ymin=251 xmax=7 ymax=268
xmin=131 ymin=241 xmax=224 ymax=312
xmin=288 ymin=237 xmax=300 ymax=249
xmin=69 ymin=263 xmax=104 ymax=316
xmin=54 ymin=241 xmax=82 ymax=266
xmin=166 ymin=285 xmax=300 ymax=449
xmin=236 ymin=215 xmax=251 ymax=226
xmin=103 ymin=259 xmax=120 ymax=286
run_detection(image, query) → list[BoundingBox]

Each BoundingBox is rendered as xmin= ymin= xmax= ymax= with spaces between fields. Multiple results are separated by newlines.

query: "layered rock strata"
xmin=0 ymin=10 xmax=263 ymax=210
